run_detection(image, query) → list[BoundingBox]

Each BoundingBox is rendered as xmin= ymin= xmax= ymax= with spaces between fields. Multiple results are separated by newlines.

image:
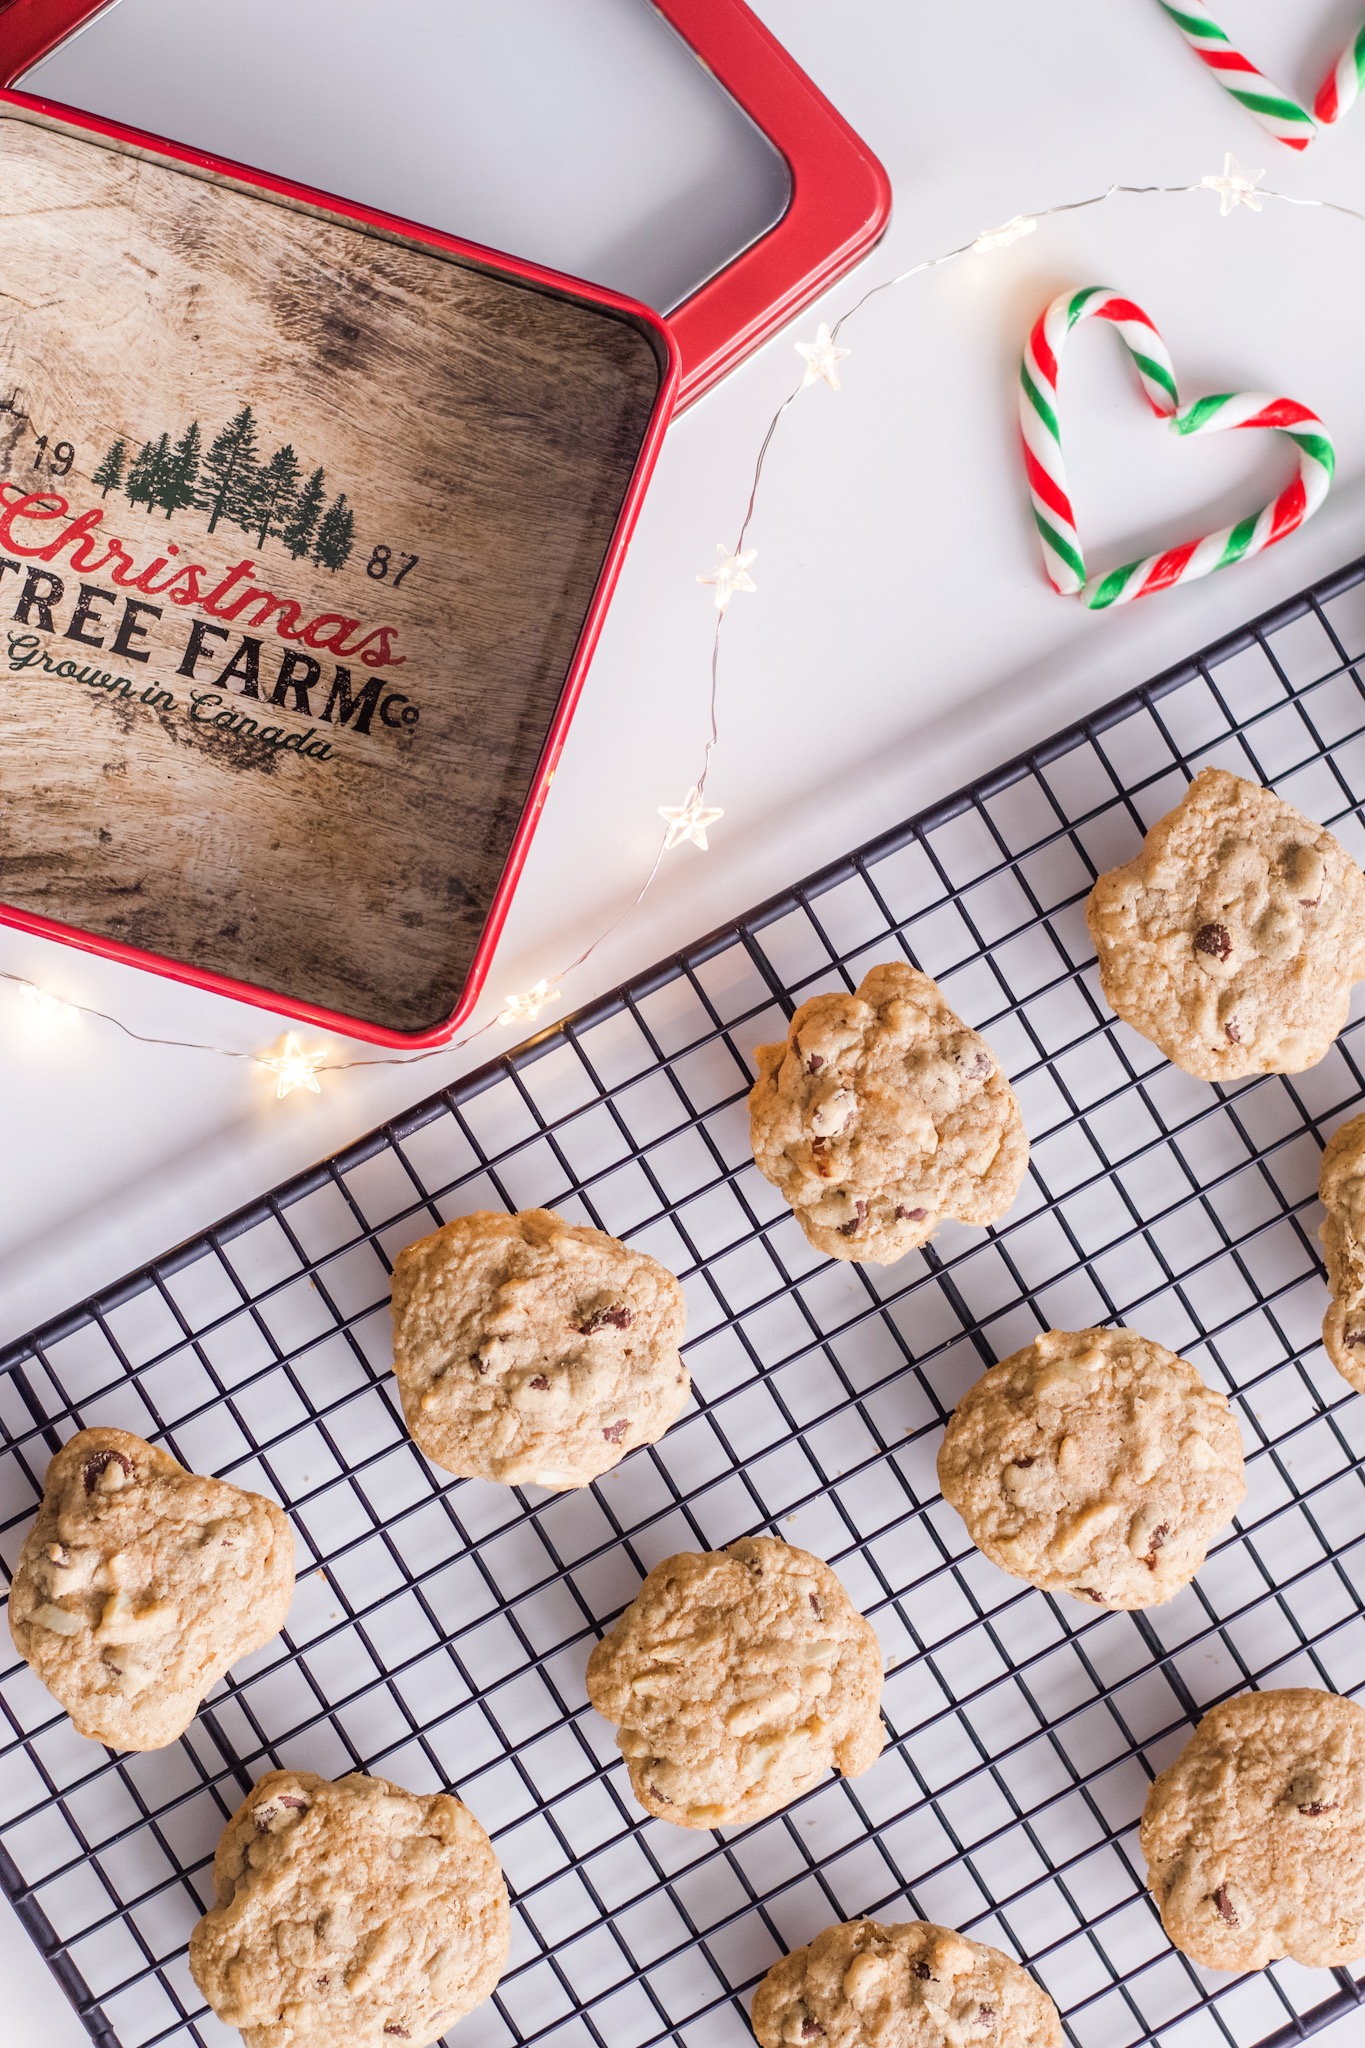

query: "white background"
xmin=6 ymin=1 xmax=1365 ymax=2040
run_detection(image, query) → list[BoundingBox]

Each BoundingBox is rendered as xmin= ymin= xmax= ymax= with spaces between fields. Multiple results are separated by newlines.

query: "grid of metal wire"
xmin=8 ymin=562 xmax=1365 ymax=2048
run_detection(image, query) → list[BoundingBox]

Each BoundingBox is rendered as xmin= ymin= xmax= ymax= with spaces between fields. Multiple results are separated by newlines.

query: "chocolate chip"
xmin=809 ymin=1593 xmax=822 ymax=1618
xmin=602 ymin=1419 xmax=629 ymax=1443
xmin=528 ymin=1374 xmax=550 ymax=1390
xmin=1224 ymin=1021 xmax=1241 ymax=1044
xmin=645 ymin=1780 xmax=673 ymax=1805
xmin=1298 ymin=1800 xmax=1338 ymax=1816
xmin=1211 ymin=1885 xmax=1239 ymax=1926
xmin=978 ymin=2007 xmax=995 ymax=2026
xmin=1346 ymin=1326 xmax=1365 ymax=1350
xmin=1194 ymin=922 xmax=1232 ymax=960
xmin=279 ymin=1795 xmax=308 ymax=1809
xmin=895 ymin=1205 xmax=928 ymax=1221
xmin=913 ymin=1961 xmax=932 ymax=1980
xmin=577 ymin=1305 xmax=634 ymax=1335
xmin=806 ymin=1053 xmax=825 ymax=1073
xmin=1013 ymin=1456 xmax=1036 ymax=1469
xmin=800 ymin=2023 xmax=824 ymax=2041
xmin=315 ymin=1975 xmax=331 ymax=1990
xmin=1076 ymin=1587 xmax=1105 ymax=1604
xmin=1143 ymin=1523 xmax=1169 ymax=1571
xmin=838 ymin=1199 xmax=868 ymax=1237
xmin=471 ymin=1351 xmax=488 ymax=1374
xmin=82 ymin=1448 xmax=134 ymax=1494
xmin=384 ymin=2029 xmax=410 ymax=2039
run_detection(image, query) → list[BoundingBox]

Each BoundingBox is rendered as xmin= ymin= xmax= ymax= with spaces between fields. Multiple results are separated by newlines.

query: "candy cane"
xmin=1020 ymin=286 xmax=1177 ymax=600
xmin=1315 ymin=21 xmax=1365 ymax=126
xmin=1157 ymin=0 xmax=1365 ymax=148
xmin=1020 ymin=287 xmax=1335 ymax=612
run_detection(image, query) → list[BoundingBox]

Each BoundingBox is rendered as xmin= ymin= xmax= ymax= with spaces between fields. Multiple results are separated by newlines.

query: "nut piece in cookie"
xmin=7 ymin=1427 xmax=294 ymax=1751
xmin=1141 ymin=1688 xmax=1365 ymax=1970
xmin=1086 ymin=767 xmax=1365 ymax=1080
xmin=1319 ymin=1112 xmax=1365 ymax=1393
xmin=748 ymin=961 xmax=1028 ymax=1264
xmin=190 ymin=1770 xmax=508 ymax=2048
xmin=390 ymin=1208 xmax=688 ymax=1490
xmin=585 ymin=1536 xmax=884 ymax=1829
xmin=937 ymin=1327 xmax=1245 ymax=1609
xmin=751 ymin=1916 xmax=1064 ymax=2048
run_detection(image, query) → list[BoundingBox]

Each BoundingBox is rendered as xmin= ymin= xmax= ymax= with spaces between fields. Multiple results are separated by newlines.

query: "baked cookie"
xmin=1319 ymin=1112 xmax=1365 ymax=1393
xmin=585 ymin=1535 xmax=883 ymax=1829
xmin=751 ymin=1917 xmax=1064 ymax=2048
xmin=748 ymin=961 xmax=1028 ymax=1265
xmin=7 ymin=1427 xmax=293 ymax=1751
xmin=937 ymin=1328 xmax=1244 ymax=1609
xmin=1140 ymin=1688 xmax=1365 ymax=1970
xmin=1086 ymin=767 xmax=1365 ymax=1081
xmin=390 ymin=1208 xmax=688 ymax=1490
xmin=189 ymin=1770 xmax=509 ymax=2048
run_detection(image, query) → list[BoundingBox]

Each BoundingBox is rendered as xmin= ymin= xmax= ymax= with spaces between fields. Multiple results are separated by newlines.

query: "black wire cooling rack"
xmin=8 ymin=560 xmax=1365 ymax=2048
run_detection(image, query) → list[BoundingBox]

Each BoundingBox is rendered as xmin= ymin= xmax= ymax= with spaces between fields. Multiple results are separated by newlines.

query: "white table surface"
xmin=5 ymin=2 xmax=1365 ymax=2041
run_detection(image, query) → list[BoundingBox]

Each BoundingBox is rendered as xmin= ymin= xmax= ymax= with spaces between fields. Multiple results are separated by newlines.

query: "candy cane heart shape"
xmin=1019 ymin=286 xmax=1336 ymax=613
xmin=1156 ymin=1 xmax=1365 ymax=147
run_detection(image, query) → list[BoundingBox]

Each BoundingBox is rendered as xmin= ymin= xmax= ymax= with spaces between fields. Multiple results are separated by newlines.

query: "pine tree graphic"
xmin=92 ymin=439 xmax=127 ymax=497
xmin=100 ymin=403 xmax=359 ymax=564
xmin=282 ymin=466 xmax=326 ymax=560
xmin=198 ymin=405 xmax=260 ymax=534
xmin=157 ymin=421 xmax=202 ymax=518
xmin=246 ymin=443 xmax=302 ymax=548
xmin=313 ymin=493 xmax=355 ymax=573
xmin=125 ymin=434 xmax=170 ymax=511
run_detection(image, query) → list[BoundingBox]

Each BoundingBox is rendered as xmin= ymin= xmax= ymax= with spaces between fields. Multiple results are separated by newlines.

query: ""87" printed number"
xmin=367 ymin=545 xmax=418 ymax=588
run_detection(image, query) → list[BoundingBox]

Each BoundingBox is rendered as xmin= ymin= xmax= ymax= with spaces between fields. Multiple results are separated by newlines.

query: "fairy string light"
xmin=6 ymin=163 xmax=1363 ymax=1095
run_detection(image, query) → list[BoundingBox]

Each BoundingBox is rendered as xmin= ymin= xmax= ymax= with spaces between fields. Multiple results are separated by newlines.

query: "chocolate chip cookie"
xmin=7 ymin=1426 xmax=294 ymax=1751
xmin=1086 ymin=767 xmax=1365 ymax=1080
xmin=749 ymin=960 xmax=1028 ymax=1265
xmin=1319 ymin=1112 xmax=1365 ymax=1393
xmin=585 ymin=1536 xmax=884 ymax=1829
xmin=751 ymin=1917 xmax=1064 ymax=2048
xmin=1140 ymin=1687 xmax=1365 ymax=1970
xmin=189 ymin=1769 xmax=509 ymax=2048
xmin=937 ymin=1328 xmax=1245 ymax=1609
xmin=390 ymin=1208 xmax=688 ymax=1490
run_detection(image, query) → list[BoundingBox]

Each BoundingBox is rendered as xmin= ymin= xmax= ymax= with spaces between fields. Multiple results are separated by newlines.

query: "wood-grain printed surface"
xmin=0 ymin=111 xmax=662 ymax=1031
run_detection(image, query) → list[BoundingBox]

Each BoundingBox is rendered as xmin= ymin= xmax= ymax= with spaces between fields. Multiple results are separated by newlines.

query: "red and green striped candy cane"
xmin=1316 ymin=20 xmax=1365 ymax=126
xmin=1020 ymin=286 xmax=1336 ymax=612
xmin=1020 ymin=286 xmax=1177 ymax=600
xmin=1157 ymin=1 xmax=1365 ymax=147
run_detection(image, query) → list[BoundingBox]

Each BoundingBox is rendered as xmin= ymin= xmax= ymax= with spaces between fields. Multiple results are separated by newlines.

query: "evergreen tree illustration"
xmin=247 ymin=443 xmax=302 ymax=547
xmin=313 ymin=493 xmax=355 ymax=572
xmin=198 ymin=405 xmax=260 ymax=534
xmin=158 ymin=421 xmax=203 ymax=519
xmin=125 ymin=432 xmax=170 ymax=507
xmin=282 ymin=466 xmax=326 ymax=560
xmin=92 ymin=439 xmax=127 ymax=497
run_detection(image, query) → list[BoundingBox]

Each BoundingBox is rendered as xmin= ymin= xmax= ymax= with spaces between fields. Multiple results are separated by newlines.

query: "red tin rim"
xmin=0 ymin=81 xmax=681 ymax=1047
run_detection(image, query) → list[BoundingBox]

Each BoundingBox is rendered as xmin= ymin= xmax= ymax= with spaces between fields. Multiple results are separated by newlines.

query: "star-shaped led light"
xmin=972 ymin=213 xmax=1038 ymax=256
xmin=257 ymin=1032 xmax=326 ymax=1099
xmin=659 ymin=786 xmax=724 ymax=852
xmin=1201 ymin=154 xmax=1265 ymax=216
xmin=15 ymin=980 xmax=79 ymax=1021
xmin=697 ymin=544 xmax=757 ymax=611
xmin=794 ymin=322 xmax=851 ymax=390
xmin=499 ymin=979 xmax=560 ymax=1028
